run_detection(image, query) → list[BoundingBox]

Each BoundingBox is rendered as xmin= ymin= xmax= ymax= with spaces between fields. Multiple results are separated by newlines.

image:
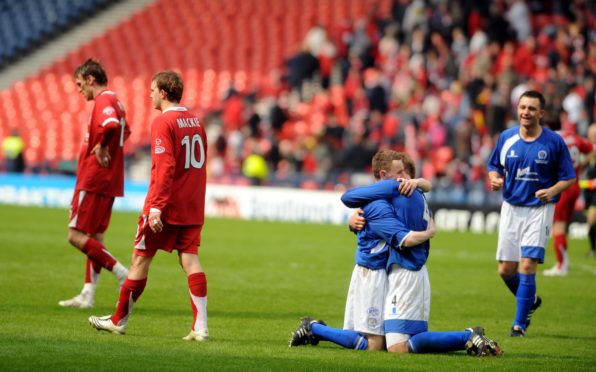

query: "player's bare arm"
xmin=535 ymin=178 xmax=577 ymax=203
xmin=488 ymin=171 xmax=504 ymax=191
xmin=402 ymin=218 xmax=436 ymax=248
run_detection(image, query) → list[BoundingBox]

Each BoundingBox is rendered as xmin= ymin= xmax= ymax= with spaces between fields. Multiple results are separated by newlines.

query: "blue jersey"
xmin=487 ymin=125 xmax=576 ymax=206
xmin=341 ymin=179 xmax=431 ymax=271
xmin=345 ymin=199 xmax=398 ymax=270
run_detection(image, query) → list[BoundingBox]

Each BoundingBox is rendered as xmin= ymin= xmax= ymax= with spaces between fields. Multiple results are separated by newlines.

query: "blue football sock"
xmin=502 ymin=272 xmax=520 ymax=296
xmin=514 ymin=273 xmax=536 ymax=329
xmin=311 ymin=323 xmax=368 ymax=350
xmin=407 ymin=330 xmax=471 ymax=353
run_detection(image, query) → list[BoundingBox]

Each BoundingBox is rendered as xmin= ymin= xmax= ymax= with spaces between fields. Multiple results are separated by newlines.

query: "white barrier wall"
xmin=205 ymin=184 xmax=349 ymax=224
xmin=0 ymin=174 xmax=587 ymax=238
xmin=0 ymin=174 xmax=351 ymax=224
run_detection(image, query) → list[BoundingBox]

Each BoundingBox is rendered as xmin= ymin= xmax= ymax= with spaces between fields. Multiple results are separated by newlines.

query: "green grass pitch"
xmin=1 ymin=204 xmax=595 ymax=371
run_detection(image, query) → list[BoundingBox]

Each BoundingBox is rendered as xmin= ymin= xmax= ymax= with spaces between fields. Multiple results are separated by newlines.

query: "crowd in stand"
xmin=203 ymin=0 xmax=595 ymax=206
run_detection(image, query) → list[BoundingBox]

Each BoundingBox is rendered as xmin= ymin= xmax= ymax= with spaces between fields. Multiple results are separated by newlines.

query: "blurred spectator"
xmin=585 ymin=76 xmax=595 ymax=124
xmin=242 ymin=151 xmax=268 ymax=186
xmin=2 ymin=129 xmax=25 ymax=173
xmin=11 ymin=0 xmax=586 ymax=208
xmin=485 ymin=1 xmax=513 ymax=45
xmin=506 ymin=0 xmax=531 ymax=41
xmin=563 ymin=83 xmax=586 ymax=131
xmin=349 ymin=18 xmax=375 ymax=69
xmin=285 ymin=45 xmax=320 ymax=99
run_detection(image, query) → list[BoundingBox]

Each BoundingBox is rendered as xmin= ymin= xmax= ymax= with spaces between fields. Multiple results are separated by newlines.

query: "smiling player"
xmin=487 ymin=90 xmax=576 ymax=337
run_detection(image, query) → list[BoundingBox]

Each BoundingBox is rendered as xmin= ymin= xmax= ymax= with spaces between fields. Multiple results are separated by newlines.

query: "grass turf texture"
xmin=0 ymin=204 xmax=595 ymax=371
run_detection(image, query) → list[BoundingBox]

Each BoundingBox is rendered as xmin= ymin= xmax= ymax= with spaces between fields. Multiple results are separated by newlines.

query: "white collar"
xmin=163 ymin=106 xmax=188 ymax=113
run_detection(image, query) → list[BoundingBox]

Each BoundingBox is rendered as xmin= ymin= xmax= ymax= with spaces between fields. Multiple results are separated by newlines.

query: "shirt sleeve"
xmin=363 ymin=200 xmax=411 ymax=249
xmin=96 ymin=98 xmax=122 ymax=146
xmin=341 ymin=179 xmax=400 ymax=208
xmin=487 ymin=135 xmax=504 ymax=174
xmin=579 ymin=137 xmax=594 ymax=155
xmin=149 ymin=119 xmax=176 ymax=212
xmin=557 ymin=136 xmax=578 ymax=181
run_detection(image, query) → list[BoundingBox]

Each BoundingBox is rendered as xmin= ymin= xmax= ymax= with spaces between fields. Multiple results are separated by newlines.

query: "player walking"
xmin=544 ymin=121 xmax=594 ymax=276
xmin=89 ymin=71 xmax=209 ymax=341
xmin=59 ymin=59 xmax=129 ymax=309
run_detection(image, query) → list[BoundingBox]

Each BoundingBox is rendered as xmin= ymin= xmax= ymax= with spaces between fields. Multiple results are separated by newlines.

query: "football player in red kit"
xmin=544 ymin=120 xmax=594 ymax=276
xmin=59 ymin=59 xmax=129 ymax=309
xmin=89 ymin=71 xmax=209 ymax=341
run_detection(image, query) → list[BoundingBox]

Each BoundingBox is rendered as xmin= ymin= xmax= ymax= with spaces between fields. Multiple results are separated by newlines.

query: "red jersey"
xmin=557 ymin=129 xmax=594 ymax=178
xmin=143 ymin=106 xmax=207 ymax=225
xmin=75 ymin=90 xmax=130 ymax=197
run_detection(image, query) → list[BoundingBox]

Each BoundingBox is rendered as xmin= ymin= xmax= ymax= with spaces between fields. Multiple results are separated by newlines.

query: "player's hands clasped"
xmin=149 ymin=211 xmax=163 ymax=233
xmin=92 ymin=144 xmax=111 ymax=168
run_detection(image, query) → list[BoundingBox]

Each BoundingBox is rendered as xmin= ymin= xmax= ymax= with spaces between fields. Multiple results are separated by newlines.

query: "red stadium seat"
xmin=2 ymin=0 xmax=393 ymax=168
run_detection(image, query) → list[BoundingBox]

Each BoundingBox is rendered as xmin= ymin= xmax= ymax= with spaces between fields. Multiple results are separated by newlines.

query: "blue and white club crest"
xmin=538 ymin=150 xmax=547 ymax=160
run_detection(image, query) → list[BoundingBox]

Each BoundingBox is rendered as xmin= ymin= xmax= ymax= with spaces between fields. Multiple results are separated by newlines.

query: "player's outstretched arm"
xmin=341 ymin=179 xmax=399 ymax=208
xmin=364 ymin=201 xmax=434 ymax=249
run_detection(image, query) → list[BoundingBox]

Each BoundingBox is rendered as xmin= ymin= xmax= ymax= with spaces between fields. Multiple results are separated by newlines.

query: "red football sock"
xmin=84 ymin=258 xmax=102 ymax=285
xmin=82 ymin=238 xmax=116 ymax=271
xmin=552 ymin=234 xmax=566 ymax=268
xmin=111 ymin=278 xmax=147 ymax=326
xmin=188 ymin=272 xmax=208 ymax=331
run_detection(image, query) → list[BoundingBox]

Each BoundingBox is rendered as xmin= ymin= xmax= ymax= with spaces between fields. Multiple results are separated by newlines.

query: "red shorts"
xmin=553 ymin=183 xmax=580 ymax=223
xmin=133 ymin=214 xmax=203 ymax=257
xmin=68 ymin=189 xmax=115 ymax=234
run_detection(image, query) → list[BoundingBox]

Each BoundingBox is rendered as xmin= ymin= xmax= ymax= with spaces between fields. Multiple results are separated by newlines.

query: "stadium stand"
xmin=0 ymin=0 xmax=594 ymax=206
xmin=0 ymin=0 xmax=120 ymax=68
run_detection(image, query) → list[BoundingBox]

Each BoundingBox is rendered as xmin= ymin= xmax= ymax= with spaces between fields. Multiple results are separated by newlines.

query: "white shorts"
xmin=497 ymin=201 xmax=554 ymax=264
xmin=343 ymin=265 xmax=387 ymax=336
xmin=383 ymin=264 xmax=430 ymax=348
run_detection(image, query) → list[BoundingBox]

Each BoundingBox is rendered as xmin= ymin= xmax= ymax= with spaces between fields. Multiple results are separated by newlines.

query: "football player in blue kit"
xmin=290 ymin=150 xmax=502 ymax=356
xmin=289 ymin=150 xmax=433 ymax=351
xmin=488 ymin=90 xmax=576 ymax=337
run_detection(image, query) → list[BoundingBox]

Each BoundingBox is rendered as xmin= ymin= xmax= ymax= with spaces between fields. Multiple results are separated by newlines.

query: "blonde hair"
xmin=371 ymin=150 xmax=415 ymax=180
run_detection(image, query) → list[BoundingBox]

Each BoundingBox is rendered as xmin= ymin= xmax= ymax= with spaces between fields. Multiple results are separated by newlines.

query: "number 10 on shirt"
xmin=181 ymin=134 xmax=205 ymax=169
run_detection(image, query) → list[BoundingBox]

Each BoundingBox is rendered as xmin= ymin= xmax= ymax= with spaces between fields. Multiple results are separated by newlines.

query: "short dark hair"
xmin=372 ymin=150 xmax=416 ymax=180
xmin=152 ymin=71 xmax=184 ymax=103
xmin=519 ymin=90 xmax=545 ymax=109
xmin=74 ymin=58 xmax=108 ymax=85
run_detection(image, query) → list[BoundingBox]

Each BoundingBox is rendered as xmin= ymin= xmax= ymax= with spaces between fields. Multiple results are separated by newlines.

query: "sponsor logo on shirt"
xmin=507 ymin=150 xmax=518 ymax=158
xmin=535 ymin=150 xmax=548 ymax=164
xmin=515 ymin=166 xmax=539 ymax=181
xmin=154 ymin=138 xmax=165 ymax=154
xmin=102 ymin=106 xmax=116 ymax=115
